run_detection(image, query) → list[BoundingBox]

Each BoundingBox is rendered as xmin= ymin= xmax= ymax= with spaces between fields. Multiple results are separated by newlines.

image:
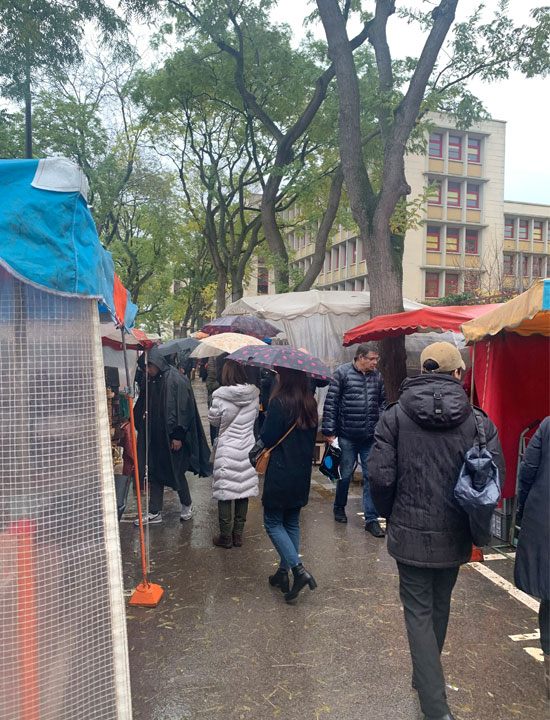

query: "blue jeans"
xmin=264 ymin=507 xmax=301 ymax=571
xmin=335 ymin=436 xmax=378 ymax=523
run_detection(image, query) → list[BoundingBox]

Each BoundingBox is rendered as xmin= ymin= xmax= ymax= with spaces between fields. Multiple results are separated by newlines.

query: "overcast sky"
xmin=270 ymin=0 xmax=550 ymax=206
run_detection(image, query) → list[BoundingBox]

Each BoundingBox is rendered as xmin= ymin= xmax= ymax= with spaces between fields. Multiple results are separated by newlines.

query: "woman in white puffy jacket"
xmin=208 ymin=360 xmax=260 ymax=549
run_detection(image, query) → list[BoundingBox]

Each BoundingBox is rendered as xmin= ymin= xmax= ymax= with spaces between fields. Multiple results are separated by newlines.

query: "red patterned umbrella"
xmin=199 ymin=315 xmax=281 ymax=340
xmin=227 ymin=345 xmax=332 ymax=381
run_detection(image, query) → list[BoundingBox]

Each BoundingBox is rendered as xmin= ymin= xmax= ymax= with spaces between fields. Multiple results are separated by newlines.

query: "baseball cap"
xmin=420 ymin=341 xmax=466 ymax=373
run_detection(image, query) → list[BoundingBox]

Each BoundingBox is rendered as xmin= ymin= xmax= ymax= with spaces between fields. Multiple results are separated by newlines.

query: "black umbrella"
xmin=157 ymin=337 xmax=200 ymax=356
xmin=227 ymin=344 xmax=332 ymax=381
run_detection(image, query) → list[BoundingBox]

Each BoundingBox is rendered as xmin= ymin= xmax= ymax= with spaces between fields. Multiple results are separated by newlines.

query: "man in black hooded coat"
xmin=133 ymin=346 xmax=212 ymax=525
xmin=368 ymin=342 xmax=504 ymax=720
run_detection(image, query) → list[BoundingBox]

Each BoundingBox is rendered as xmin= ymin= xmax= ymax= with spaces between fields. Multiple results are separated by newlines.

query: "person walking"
xmin=368 ymin=341 xmax=504 ymax=720
xmin=322 ymin=342 xmax=386 ymax=536
xmin=514 ymin=416 xmax=549 ymax=699
xmin=133 ymin=347 xmax=211 ymax=526
xmin=208 ymin=360 xmax=260 ymax=549
xmin=261 ymin=367 xmax=318 ymax=603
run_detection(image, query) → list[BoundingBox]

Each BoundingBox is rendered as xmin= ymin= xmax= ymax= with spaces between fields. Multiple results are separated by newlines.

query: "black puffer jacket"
xmin=367 ymin=374 xmax=504 ymax=568
xmin=322 ymin=362 xmax=386 ymax=441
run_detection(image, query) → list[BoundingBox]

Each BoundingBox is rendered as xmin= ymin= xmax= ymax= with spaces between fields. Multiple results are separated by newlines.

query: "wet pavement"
xmin=120 ymin=380 xmax=548 ymax=720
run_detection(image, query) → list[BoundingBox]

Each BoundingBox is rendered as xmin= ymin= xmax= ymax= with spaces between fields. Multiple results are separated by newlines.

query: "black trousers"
xmin=397 ymin=562 xmax=459 ymax=719
xmin=149 ymin=474 xmax=191 ymax=514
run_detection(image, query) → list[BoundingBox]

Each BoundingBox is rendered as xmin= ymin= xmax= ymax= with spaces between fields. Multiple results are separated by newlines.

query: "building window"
xmin=534 ymin=221 xmax=543 ymax=243
xmin=466 ymin=183 xmax=480 ymax=209
xmin=465 ymin=229 xmax=479 ymax=254
xmin=504 ymin=218 xmax=515 ymax=239
xmin=428 ymin=178 xmax=442 ymax=205
xmin=334 ymin=247 xmax=339 ymax=269
xmin=447 ymin=181 xmax=461 ymax=207
xmin=351 ymin=240 xmax=357 ymax=264
xmin=445 ymin=273 xmax=459 ymax=295
xmin=519 ymin=220 xmax=529 ymax=240
xmin=425 ymin=272 xmax=440 ymax=298
xmin=429 ymin=132 xmax=443 ymax=158
xmin=468 ymin=137 xmax=481 ymax=163
xmin=257 ymin=267 xmax=269 ymax=294
xmin=503 ymin=254 xmax=514 ymax=275
xmin=522 ymin=256 xmax=528 ymax=276
xmin=446 ymin=228 xmax=460 ymax=253
xmin=533 ymin=257 xmax=543 ymax=277
xmin=448 ymin=135 xmax=462 ymax=161
xmin=426 ymin=226 xmax=441 ymax=252
xmin=464 ymin=273 xmax=480 ymax=292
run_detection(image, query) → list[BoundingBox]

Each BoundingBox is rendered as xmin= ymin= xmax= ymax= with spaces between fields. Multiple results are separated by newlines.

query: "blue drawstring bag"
xmin=320 ymin=443 xmax=342 ymax=483
xmin=454 ymin=408 xmax=501 ymax=547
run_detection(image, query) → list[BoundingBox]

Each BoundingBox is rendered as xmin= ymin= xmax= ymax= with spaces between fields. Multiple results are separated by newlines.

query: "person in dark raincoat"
xmin=514 ymin=416 xmax=549 ymax=698
xmin=133 ymin=346 xmax=211 ymax=525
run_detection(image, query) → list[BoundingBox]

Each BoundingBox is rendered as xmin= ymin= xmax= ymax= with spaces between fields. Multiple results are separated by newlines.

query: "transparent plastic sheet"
xmin=0 ymin=270 xmax=131 ymax=720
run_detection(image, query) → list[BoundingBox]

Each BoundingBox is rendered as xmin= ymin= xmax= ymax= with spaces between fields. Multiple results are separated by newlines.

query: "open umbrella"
xmin=227 ymin=344 xmax=332 ymax=381
xmin=199 ymin=315 xmax=281 ymax=339
xmin=190 ymin=332 xmax=266 ymax=359
xmin=157 ymin=337 xmax=199 ymax=357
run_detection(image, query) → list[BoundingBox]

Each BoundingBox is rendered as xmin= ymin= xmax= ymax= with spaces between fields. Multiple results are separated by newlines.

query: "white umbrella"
xmin=189 ymin=332 xmax=266 ymax=359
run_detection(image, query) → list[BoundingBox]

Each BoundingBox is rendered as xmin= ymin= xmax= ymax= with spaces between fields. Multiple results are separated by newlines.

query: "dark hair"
xmin=422 ymin=359 xmax=462 ymax=378
xmin=269 ymin=367 xmax=318 ymax=429
xmin=221 ymin=359 xmax=248 ymax=386
xmin=356 ymin=342 xmax=378 ymax=358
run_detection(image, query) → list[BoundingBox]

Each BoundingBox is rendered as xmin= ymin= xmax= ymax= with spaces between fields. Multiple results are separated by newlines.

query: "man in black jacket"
xmin=322 ymin=342 xmax=386 ymax=536
xmin=367 ymin=341 xmax=504 ymax=720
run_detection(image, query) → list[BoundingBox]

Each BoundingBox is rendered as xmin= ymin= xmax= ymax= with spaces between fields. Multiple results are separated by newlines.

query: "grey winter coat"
xmin=322 ymin=362 xmax=386 ymax=441
xmin=208 ymin=383 xmax=260 ymax=501
xmin=514 ymin=417 xmax=549 ymax=600
xmin=368 ymin=374 xmax=505 ymax=568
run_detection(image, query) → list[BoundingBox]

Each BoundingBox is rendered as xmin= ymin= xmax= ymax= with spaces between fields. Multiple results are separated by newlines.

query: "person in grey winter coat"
xmin=322 ymin=342 xmax=386 ymax=535
xmin=208 ymin=360 xmax=260 ymax=549
xmin=368 ymin=341 xmax=504 ymax=720
xmin=514 ymin=416 xmax=549 ymax=698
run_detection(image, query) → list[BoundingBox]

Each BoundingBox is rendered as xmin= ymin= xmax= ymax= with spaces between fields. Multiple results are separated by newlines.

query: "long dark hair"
xmin=269 ymin=367 xmax=318 ymax=429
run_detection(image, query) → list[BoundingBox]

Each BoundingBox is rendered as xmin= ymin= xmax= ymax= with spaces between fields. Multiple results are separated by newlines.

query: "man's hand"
xmin=325 ymin=436 xmax=336 ymax=444
xmin=171 ymin=439 xmax=182 ymax=452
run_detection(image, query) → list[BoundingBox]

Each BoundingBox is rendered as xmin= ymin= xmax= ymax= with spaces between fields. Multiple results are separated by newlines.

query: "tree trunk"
xmin=24 ymin=74 xmax=32 ymax=159
xmin=215 ymin=267 xmax=227 ymax=316
xmin=261 ymin=175 xmax=289 ymax=290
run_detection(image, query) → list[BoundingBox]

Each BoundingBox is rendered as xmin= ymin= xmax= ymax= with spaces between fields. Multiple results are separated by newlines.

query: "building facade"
xmin=284 ymin=113 xmax=550 ymax=302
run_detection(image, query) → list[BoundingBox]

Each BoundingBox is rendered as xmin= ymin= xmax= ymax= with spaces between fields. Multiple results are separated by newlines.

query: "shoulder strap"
xmin=472 ymin=408 xmax=487 ymax=449
xmin=268 ymin=422 xmax=297 ymax=453
xmin=219 ymin=404 xmax=244 ymax=438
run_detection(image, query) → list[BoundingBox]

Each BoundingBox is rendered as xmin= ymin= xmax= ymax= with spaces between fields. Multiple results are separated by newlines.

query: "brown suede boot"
xmin=213 ymin=534 xmax=232 ymax=549
xmin=232 ymin=532 xmax=243 ymax=547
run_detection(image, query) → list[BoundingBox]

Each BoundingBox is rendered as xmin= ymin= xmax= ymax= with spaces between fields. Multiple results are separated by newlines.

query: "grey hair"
xmin=355 ymin=342 xmax=378 ymax=358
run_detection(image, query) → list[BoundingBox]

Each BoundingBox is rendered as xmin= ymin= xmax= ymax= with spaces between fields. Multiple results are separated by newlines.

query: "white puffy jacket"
xmin=208 ymin=383 xmax=260 ymax=500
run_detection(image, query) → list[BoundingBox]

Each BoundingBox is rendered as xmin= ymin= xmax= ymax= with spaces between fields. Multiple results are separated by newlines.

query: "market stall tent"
xmin=461 ymin=280 xmax=550 ymax=501
xmin=223 ymin=290 xmax=424 ymax=370
xmin=0 ymin=158 xmax=132 ymax=719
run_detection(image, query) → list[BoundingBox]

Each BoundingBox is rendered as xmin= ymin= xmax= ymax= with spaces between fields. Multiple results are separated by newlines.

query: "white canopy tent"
xmin=223 ymin=290 xmax=425 ymax=370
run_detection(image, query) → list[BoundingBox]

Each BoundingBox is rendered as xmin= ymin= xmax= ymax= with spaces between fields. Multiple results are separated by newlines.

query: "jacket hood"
xmin=399 ymin=374 xmax=471 ymax=429
xmin=148 ymin=346 xmax=171 ymax=373
xmin=214 ymin=383 xmax=259 ymax=406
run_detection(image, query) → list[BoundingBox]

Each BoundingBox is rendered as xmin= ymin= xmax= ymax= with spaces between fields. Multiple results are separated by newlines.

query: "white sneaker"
xmin=134 ymin=512 xmax=162 ymax=526
xmin=180 ymin=503 xmax=194 ymax=521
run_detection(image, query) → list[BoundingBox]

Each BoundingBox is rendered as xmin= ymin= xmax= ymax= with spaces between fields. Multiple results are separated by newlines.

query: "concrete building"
xmin=283 ymin=113 xmax=550 ymax=302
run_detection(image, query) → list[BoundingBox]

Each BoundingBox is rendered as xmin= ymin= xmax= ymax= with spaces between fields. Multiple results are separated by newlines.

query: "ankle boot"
xmin=232 ymin=532 xmax=243 ymax=547
xmin=213 ymin=534 xmax=232 ymax=549
xmin=285 ymin=563 xmax=317 ymax=602
xmin=544 ymin=653 xmax=549 ymax=700
xmin=269 ymin=567 xmax=290 ymax=593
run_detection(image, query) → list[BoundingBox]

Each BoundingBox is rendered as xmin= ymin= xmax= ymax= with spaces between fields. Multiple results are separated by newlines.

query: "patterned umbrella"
xmin=227 ymin=345 xmax=332 ymax=381
xmin=190 ymin=333 xmax=266 ymax=359
xmin=199 ymin=315 xmax=281 ymax=340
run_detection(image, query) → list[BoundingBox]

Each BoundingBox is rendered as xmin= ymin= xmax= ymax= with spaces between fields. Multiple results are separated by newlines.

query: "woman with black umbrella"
xmin=260 ymin=366 xmax=318 ymax=603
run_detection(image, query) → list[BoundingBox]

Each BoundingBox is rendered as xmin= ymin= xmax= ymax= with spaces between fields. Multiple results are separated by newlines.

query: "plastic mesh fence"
xmin=0 ymin=270 xmax=131 ymax=720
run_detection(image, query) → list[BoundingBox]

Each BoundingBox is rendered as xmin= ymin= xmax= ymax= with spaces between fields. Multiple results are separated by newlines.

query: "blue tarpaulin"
xmin=0 ymin=158 xmax=137 ymax=329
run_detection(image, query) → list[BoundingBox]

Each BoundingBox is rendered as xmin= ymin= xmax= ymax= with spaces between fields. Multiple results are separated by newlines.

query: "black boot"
xmin=269 ymin=567 xmax=290 ymax=593
xmin=285 ymin=564 xmax=317 ymax=602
